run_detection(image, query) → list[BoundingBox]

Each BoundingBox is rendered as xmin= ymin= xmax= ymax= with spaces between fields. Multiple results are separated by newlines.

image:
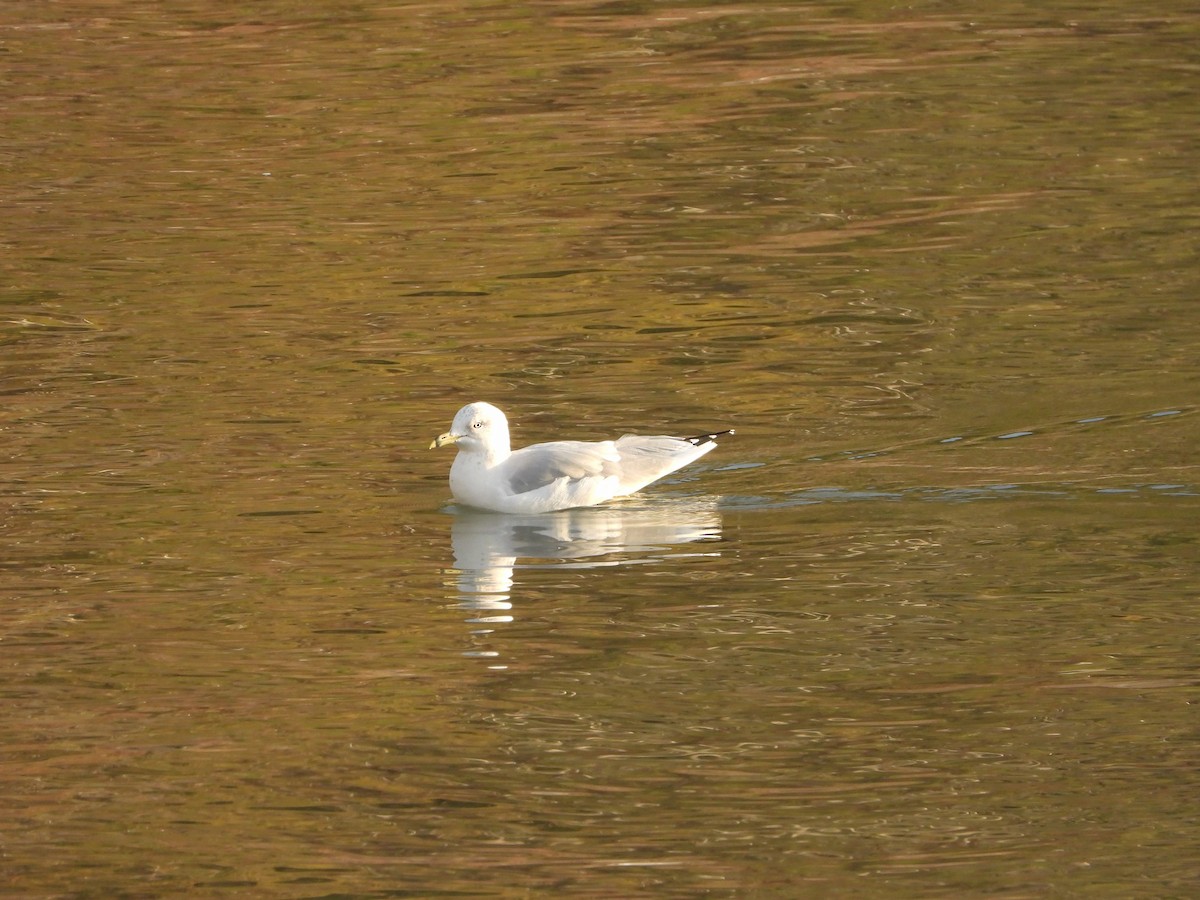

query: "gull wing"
xmin=502 ymin=440 xmax=622 ymax=495
xmin=610 ymin=434 xmax=720 ymax=493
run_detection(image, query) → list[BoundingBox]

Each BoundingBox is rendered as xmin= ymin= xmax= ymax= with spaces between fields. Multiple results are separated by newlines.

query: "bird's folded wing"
xmin=503 ymin=441 xmax=621 ymax=495
xmin=613 ymin=435 xmax=711 ymax=491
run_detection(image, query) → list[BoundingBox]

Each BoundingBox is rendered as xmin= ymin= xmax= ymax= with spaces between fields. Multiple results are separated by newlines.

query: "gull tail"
xmin=683 ymin=428 xmax=734 ymax=447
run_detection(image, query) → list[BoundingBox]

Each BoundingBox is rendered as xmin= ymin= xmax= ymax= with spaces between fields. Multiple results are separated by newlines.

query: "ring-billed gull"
xmin=430 ymin=401 xmax=732 ymax=514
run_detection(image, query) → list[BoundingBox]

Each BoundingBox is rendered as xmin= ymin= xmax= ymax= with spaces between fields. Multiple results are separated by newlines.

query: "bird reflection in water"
xmin=444 ymin=498 xmax=723 ymax=665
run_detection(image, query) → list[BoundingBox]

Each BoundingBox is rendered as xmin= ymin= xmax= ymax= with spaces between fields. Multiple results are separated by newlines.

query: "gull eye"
xmin=472 ymin=421 xmax=483 ymax=429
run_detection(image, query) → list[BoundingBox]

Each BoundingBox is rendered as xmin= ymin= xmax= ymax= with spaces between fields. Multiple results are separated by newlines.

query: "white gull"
xmin=430 ymin=401 xmax=731 ymax=514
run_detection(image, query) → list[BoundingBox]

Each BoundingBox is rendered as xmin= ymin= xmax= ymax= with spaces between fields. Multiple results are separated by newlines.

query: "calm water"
xmin=2 ymin=1 xmax=1198 ymax=896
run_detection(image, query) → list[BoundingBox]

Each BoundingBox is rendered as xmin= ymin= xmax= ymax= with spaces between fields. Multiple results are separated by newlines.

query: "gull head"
xmin=429 ymin=401 xmax=511 ymax=456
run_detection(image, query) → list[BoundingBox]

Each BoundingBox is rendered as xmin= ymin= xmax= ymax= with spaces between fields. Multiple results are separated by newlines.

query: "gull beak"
xmin=429 ymin=431 xmax=461 ymax=450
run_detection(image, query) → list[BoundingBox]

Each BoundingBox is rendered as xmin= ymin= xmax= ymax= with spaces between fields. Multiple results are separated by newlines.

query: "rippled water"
xmin=3 ymin=1 xmax=1198 ymax=896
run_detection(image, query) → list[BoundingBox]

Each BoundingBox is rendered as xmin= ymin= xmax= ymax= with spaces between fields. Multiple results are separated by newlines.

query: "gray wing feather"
xmin=504 ymin=441 xmax=621 ymax=495
xmin=612 ymin=434 xmax=715 ymax=492
xmin=503 ymin=432 xmax=724 ymax=498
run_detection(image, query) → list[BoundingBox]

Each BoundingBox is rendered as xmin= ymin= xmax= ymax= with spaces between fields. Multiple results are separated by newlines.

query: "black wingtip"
xmin=684 ymin=428 xmax=734 ymax=446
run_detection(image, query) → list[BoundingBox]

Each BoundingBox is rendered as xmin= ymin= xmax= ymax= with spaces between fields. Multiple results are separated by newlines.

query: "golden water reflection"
xmin=3 ymin=0 xmax=1199 ymax=895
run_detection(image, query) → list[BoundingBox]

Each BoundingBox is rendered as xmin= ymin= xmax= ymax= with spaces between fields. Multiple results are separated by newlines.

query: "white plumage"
xmin=430 ymin=401 xmax=731 ymax=514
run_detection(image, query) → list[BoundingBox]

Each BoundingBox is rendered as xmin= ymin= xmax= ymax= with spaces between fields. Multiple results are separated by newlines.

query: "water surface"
xmin=2 ymin=1 xmax=1197 ymax=896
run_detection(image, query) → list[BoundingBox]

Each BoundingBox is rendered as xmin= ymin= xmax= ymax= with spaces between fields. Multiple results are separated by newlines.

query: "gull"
xmin=430 ymin=401 xmax=732 ymax=514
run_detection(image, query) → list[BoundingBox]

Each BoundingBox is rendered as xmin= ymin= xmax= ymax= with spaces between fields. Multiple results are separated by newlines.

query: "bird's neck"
xmin=478 ymin=440 xmax=510 ymax=467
